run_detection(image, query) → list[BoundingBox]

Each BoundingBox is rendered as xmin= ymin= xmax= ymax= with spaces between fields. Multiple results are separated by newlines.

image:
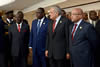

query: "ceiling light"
xmin=0 ymin=0 xmax=15 ymax=7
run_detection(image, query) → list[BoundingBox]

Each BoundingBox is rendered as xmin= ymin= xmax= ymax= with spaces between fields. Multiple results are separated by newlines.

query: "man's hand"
xmin=66 ymin=53 xmax=70 ymax=60
xmin=45 ymin=50 xmax=48 ymax=57
xmin=29 ymin=48 xmax=32 ymax=56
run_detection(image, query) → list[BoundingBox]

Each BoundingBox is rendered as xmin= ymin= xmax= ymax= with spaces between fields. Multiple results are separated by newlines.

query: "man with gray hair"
xmin=45 ymin=6 xmax=71 ymax=67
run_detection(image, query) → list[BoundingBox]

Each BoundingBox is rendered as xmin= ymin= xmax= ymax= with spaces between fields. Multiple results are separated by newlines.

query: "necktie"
xmin=37 ymin=20 xmax=41 ymax=34
xmin=72 ymin=24 xmax=77 ymax=40
xmin=52 ymin=20 xmax=56 ymax=32
xmin=18 ymin=24 xmax=21 ymax=32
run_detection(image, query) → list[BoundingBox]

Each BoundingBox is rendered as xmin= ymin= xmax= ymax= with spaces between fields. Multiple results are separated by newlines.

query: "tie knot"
xmin=53 ymin=20 xmax=56 ymax=23
xmin=18 ymin=24 xmax=20 ymax=26
xmin=74 ymin=24 xmax=77 ymax=26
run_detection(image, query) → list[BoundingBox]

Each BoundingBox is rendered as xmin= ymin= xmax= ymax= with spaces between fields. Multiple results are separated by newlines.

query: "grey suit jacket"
xmin=8 ymin=22 xmax=30 ymax=56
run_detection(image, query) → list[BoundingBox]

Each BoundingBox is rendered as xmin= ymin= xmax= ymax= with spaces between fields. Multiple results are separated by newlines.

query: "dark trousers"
xmin=33 ymin=49 xmax=46 ymax=67
xmin=0 ymin=53 xmax=6 ymax=67
xmin=12 ymin=56 xmax=27 ymax=67
xmin=49 ymin=58 xmax=66 ymax=67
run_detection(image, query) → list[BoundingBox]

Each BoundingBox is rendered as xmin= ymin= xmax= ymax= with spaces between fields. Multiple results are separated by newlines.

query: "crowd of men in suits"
xmin=0 ymin=5 xmax=100 ymax=67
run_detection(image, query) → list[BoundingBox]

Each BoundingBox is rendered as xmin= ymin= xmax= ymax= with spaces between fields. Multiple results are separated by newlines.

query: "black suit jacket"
xmin=8 ymin=22 xmax=30 ymax=56
xmin=46 ymin=16 xmax=71 ymax=60
xmin=0 ymin=17 xmax=5 ymax=53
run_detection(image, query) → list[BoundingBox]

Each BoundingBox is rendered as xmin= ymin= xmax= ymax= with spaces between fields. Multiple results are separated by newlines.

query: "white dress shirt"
xmin=16 ymin=22 xmax=22 ymax=29
xmin=72 ymin=19 xmax=82 ymax=36
xmin=37 ymin=17 xmax=45 ymax=28
xmin=54 ymin=15 xmax=61 ymax=29
xmin=29 ymin=17 xmax=45 ymax=48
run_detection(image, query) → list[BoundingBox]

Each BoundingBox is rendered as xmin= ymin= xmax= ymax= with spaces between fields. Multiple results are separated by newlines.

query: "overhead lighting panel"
xmin=0 ymin=0 xmax=15 ymax=6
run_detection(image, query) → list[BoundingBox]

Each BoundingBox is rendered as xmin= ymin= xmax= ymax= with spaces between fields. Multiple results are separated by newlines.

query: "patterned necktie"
xmin=37 ymin=20 xmax=41 ymax=34
xmin=52 ymin=20 xmax=56 ymax=32
xmin=72 ymin=24 xmax=77 ymax=40
xmin=18 ymin=24 xmax=21 ymax=32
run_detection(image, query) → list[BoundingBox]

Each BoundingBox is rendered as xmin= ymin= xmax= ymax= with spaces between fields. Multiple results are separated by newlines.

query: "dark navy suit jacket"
xmin=29 ymin=17 xmax=51 ymax=56
xmin=69 ymin=20 xmax=97 ymax=67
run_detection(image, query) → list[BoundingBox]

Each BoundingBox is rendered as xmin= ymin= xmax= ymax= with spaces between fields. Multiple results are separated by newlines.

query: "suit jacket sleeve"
xmin=8 ymin=25 xmax=12 ymax=45
xmin=65 ymin=19 xmax=71 ymax=54
xmin=87 ymin=25 xmax=97 ymax=51
xmin=25 ymin=24 xmax=30 ymax=45
xmin=45 ymin=22 xmax=50 ymax=50
xmin=29 ymin=22 xmax=34 ymax=47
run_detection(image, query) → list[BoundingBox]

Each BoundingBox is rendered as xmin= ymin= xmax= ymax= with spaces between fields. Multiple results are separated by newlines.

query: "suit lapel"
xmin=14 ymin=23 xmax=19 ymax=32
xmin=54 ymin=16 xmax=62 ymax=33
xmin=69 ymin=23 xmax=74 ymax=45
xmin=21 ymin=23 xmax=24 ymax=32
xmin=74 ymin=20 xmax=84 ymax=40
xmin=52 ymin=16 xmax=63 ymax=38
xmin=39 ymin=17 xmax=46 ymax=32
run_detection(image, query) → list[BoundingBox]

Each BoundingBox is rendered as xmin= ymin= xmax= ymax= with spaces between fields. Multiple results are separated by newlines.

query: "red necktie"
xmin=72 ymin=24 xmax=77 ymax=40
xmin=52 ymin=20 xmax=56 ymax=32
xmin=18 ymin=24 xmax=20 ymax=32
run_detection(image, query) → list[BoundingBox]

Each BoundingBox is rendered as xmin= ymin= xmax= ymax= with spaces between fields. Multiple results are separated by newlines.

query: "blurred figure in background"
xmin=0 ymin=11 xmax=6 ymax=67
xmin=66 ymin=12 xmax=71 ymax=20
xmin=89 ymin=10 xmax=98 ymax=27
xmin=98 ymin=10 xmax=100 ymax=20
xmin=61 ymin=9 xmax=66 ymax=17
xmin=4 ymin=10 xmax=14 ymax=67
xmin=83 ymin=12 xmax=89 ymax=22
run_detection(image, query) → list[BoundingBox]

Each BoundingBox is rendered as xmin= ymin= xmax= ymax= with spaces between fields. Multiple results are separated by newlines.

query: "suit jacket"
xmin=29 ymin=17 xmax=51 ymax=56
xmin=46 ymin=16 xmax=71 ymax=60
xmin=8 ymin=22 xmax=30 ymax=56
xmin=0 ymin=17 xmax=5 ymax=53
xmin=69 ymin=20 xmax=97 ymax=67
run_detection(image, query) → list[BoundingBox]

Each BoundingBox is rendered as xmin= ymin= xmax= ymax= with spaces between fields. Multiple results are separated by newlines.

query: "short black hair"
xmin=6 ymin=10 xmax=13 ymax=15
xmin=17 ymin=11 xmax=24 ymax=16
xmin=38 ymin=7 xmax=45 ymax=13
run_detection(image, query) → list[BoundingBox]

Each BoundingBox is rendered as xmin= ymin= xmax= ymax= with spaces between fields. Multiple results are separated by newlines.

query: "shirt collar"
xmin=56 ymin=15 xmax=61 ymax=22
xmin=16 ymin=22 xmax=22 ymax=25
xmin=38 ymin=17 xmax=45 ymax=22
xmin=74 ymin=19 xmax=82 ymax=26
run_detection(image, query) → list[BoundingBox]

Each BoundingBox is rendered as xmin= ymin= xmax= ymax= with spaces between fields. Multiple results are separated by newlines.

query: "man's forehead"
xmin=36 ymin=9 xmax=43 ymax=12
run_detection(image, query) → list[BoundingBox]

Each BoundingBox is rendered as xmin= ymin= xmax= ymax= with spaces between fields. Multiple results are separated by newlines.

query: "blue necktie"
xmin=37 ymin=20 xmax=41 ymax=34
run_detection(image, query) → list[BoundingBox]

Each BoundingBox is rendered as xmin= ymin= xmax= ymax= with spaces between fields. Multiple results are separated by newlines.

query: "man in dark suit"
xmin=45 ymin=6 xmax=71 ymax=67
xmin=95 ymin=20 xmax=100 ymax=67
xmin=16 ymin=11 xmax=29 ymax=25
xmin=29 ymin=7 xmax=51 ymax=67
xmin=4 ymin=10 xmax=14 ymax=67
xmin=0 ymin=11 xmax=6 ymax=67
xmin=8 ymin=11 xmax=30 ymax=67
xmin=69 ymin=8 xmax=97 ymax=67
xmin=5 ymin=10 xmax=14 ymax=24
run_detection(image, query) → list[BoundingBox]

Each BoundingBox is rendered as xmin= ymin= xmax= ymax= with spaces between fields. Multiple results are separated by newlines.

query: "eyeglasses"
xmin=71 ymin=14 xmax=82 ymax=15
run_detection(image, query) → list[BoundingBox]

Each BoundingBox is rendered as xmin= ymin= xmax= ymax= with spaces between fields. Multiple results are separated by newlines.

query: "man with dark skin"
xmin=9 ymin=12 xmax=30 ymax=67
xmin=29 ymin=8 xmax=51 ymax=67
xmin=89 ymin=10 xmax=98 ymax=27
xmin=4 ymin=10 xmax=14 ymax=67
xmin=83 ymin=12 xmax=89 ymax=22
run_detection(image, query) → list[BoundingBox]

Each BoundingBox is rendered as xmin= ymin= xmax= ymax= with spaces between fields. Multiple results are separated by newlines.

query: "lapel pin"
xmin=43 ymin=22 xmax=45 ymax=25
xmin=60 ymin=21 xmax=62 ymax=23
xmin=80 ymin=26 xmax=82 ymax=30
